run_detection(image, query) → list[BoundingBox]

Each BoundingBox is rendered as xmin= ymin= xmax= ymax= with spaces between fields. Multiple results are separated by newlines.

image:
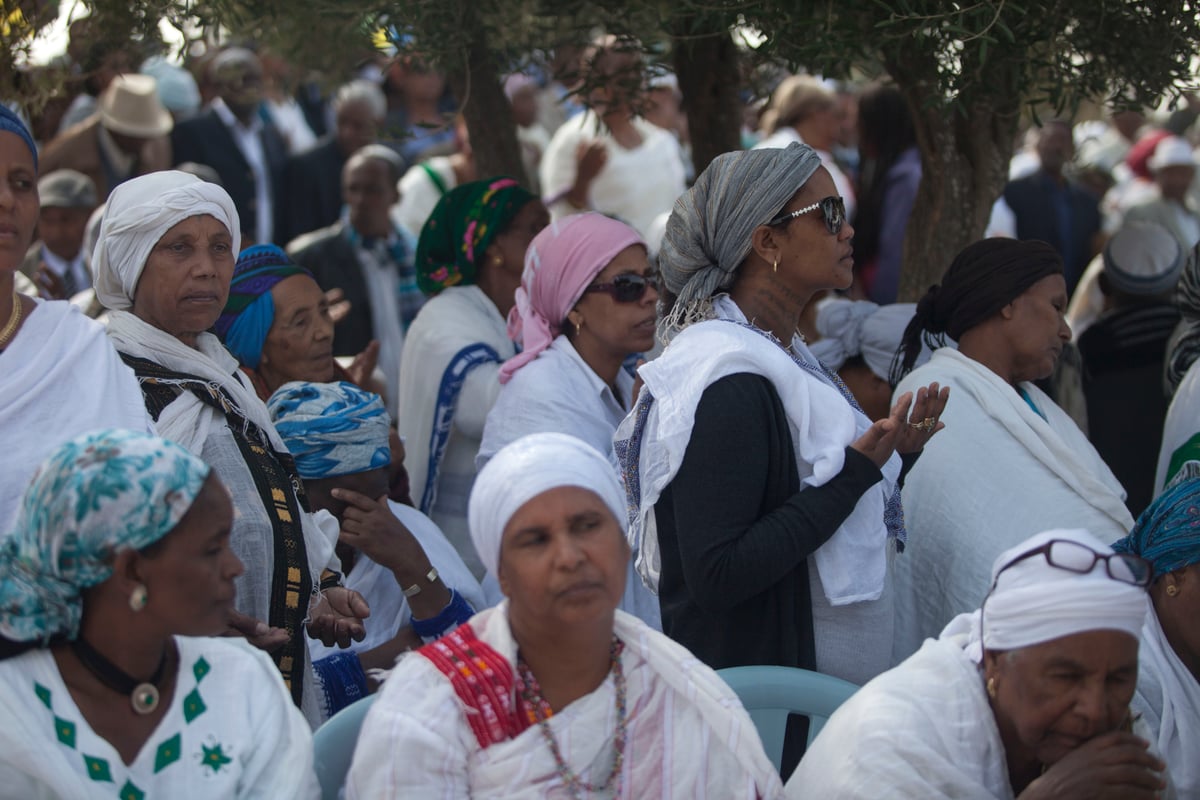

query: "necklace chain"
xmin=0 ymin=291 xmax=24 ymax=348
xmin=516 ymin=638 xmax=627 ymax=798
xmin=71 ymin=637 xmax=168 ymax=715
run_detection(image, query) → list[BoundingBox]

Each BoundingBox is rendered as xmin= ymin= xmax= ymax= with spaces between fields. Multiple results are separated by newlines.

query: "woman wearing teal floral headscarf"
xmin=397 ymin=178 xmax=548 ymax=578
xmin=0 ymin=429 xmax=319 ymax=799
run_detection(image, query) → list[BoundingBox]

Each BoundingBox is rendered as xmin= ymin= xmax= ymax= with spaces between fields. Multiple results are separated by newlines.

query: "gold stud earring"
xmin=986 ymin=677 xmax=997 ymax=699
xmin=773 ymin=258 xmax=779 ymax=274
xmin=129 ymin=584 xmax=148 ymax=612
xmin=1167 ymin=584 xmax=1180 ymax=597
xmin=493 ymin=254 xmax=504 ymax=267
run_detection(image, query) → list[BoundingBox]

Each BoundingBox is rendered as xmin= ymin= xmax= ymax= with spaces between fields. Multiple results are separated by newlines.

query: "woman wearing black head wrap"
xmin=889 ymin=237 xmax=1136 ymax=662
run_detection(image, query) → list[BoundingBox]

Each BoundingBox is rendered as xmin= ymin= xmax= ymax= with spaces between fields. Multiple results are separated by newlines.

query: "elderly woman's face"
xmin=137 ymin=474 xmax=243 ymax=636
xmin=498 ymin=486 xmax=629 ymax=629
xmin=132 ymin=214 xmax=235 ymax=346
xmin=0 ymin=131 xmax=39 ymax=275
xmin=772 ymin=167 xmax=855 ymax=295
xmin=260 ymin=274 xmax=336 ymax=388
xmin=985 ymin=629 xmax=1139 ymax=768
xmin=999 ymin=274 xmax=1071 ymax=383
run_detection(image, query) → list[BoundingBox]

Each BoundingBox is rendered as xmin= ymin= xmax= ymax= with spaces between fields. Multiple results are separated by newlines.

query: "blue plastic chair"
xmin=312 ymin=693 xmax=378 ymax=800
xmin=717 ymin=665 xmax=858 ymax=773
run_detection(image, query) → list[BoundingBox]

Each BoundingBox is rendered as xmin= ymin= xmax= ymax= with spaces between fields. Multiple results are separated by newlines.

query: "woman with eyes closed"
xmin=347 ymin=433 xmax=782 ymax=798
xmin=889 ymin=238 xmax=1136 ymax=662
xmin=477 ymin=212 xmax=662 ymax=625
xmin=93 ymin=171 xmax=370 ymax=728
xmin=788 ymin=528 xmax=1169 ymax=800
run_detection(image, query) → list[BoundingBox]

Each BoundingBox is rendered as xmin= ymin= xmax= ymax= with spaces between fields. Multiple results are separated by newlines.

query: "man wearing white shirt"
xmin=19 ymin=169 xmax=97 ymax=300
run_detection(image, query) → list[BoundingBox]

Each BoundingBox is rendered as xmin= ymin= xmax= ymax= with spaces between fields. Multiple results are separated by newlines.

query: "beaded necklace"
xmin=516 ymin=638 xmax=627 ymax=798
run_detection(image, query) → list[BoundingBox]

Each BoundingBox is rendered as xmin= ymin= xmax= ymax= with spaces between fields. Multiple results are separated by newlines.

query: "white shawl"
xmin=1134 ymin=610 xmax=1200 ymax=798
xmin=891 ymin=348 xmax=1135 ymax=660
xmin=347 ymin=603 xmax=783 ymax=798
xmin=1 ymin=301 xmax=152 ymax=530
xmin=616 ymin=295 xmax=900 ymax=605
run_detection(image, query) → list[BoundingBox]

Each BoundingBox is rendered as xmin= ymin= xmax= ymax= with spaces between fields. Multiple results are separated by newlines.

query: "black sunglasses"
xmin=767 ymin=195 xmax=846 ymax=236
xmin=583 ymin=273 xmax=657 ymax=304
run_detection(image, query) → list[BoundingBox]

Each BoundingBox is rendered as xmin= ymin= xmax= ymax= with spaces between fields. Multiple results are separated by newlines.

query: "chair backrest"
xmin=717 ymin=665 xmax=858 ymax=773
xmin=312 ymin=693 xmax=378 ymax=800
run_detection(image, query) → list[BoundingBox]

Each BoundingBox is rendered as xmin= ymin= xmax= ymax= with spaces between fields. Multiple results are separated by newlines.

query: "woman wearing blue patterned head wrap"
xmin=215 ymin=244 xmax=314 ymax=370
xmin=1112 ymin=478 xmax=1200 ymax=795
xmin=0 ymin=429 xmax=321 ymax=798
xmin=267 ymin=381 xmax=484 ymax=717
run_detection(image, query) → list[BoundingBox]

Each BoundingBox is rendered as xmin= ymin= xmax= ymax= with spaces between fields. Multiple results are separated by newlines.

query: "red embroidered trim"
xmin=418 ymin=623 xmax=537 ymax=748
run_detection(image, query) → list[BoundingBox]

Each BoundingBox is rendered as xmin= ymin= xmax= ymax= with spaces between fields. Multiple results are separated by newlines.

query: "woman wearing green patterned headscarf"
xmin=0 ymin=429 xmax=320 ymax=798
xmin=399 ymin=178 xmax=548 ymax=578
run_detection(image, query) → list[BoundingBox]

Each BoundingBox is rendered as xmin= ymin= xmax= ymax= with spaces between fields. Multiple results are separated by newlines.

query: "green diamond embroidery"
xmin=154 ymin=733 xmax=181 ymax=773
xmin=34 ymin=682 xmax=51 ymax=709
xmin=200 ymin=743 xmax=232 ymax=774
xmin=118 ymin=779 xmax=145 ymax=800
xmin=54 ymin=716 xmax=76 ymax=748
xmin=82 ymin=754 xmax=112 ymax=783
xmin=193 ymin=657 xmax=210 ymax=683
xmin=183 ymin=688 xmax=206 ymax=723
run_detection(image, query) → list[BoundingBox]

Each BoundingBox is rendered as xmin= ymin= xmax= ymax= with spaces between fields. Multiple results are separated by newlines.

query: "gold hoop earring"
xmin=986 ymin=677 xmax=997 ymax=700
xmin=1166 ymin=584 xmax=1180 ymax=597
xmin=129 ymin=584 xmax=148 ymax=612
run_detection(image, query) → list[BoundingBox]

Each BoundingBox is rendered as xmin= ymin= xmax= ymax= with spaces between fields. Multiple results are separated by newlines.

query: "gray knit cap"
xmin=658 ymin=141 xmax=823 ymax=331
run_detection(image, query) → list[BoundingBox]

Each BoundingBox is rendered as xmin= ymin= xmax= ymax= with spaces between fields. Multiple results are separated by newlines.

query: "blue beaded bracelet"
xmin=411 ymin=588 xmax=475 ymax=642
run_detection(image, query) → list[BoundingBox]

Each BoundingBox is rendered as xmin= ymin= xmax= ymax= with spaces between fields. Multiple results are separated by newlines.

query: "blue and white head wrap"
xmin=0 ymin=429 xmax=211 ymax=644
xmin=267 ymin=381 xmax=392 ymax=479
xmin=1113 ymin=478 xmax=1200 ymax=578
xmin=214 ymin=244 xmax=313 ymax=369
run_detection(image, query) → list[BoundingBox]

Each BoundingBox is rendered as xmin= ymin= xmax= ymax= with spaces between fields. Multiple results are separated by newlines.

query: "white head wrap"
xmin=93 ymin=170 xmax=241 ymax=311
xmin=812 ymin=300 xmax=934 ymax=380
xmin=960 ymin=528 xmax=1149 ymax=663
xmin=468 ymin=432 xmax=627 ymax=579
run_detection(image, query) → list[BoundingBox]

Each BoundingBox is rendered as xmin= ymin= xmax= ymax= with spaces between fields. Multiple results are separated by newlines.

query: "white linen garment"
xmin=891 ymin=347 xmax=1135 ymax=661
xmin=0 ymin=637 xmax=319 ymax=799
xmin=1156 ymin=357 xmax=1200 ymax=495
xmin=346 ymin=603 xmax=783 ymax=799
xmin=1133 ymin=610 xmax=1200 ymax=798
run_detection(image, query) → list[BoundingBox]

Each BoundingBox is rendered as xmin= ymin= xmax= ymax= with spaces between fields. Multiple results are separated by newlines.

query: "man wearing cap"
xmin=18 ymin=170 xmax=98 ymax=301
xmin=1124 ymin=135 xmax=1200 ymax=257
xmin=1079 ymin=220 xmax=1184 ymax=516
xmin=39 ymin=74 xmax=173 ymax=200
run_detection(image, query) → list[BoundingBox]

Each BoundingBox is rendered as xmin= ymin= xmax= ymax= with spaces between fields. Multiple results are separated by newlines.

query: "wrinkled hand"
xmin=324 ymin=288 xmax=351 ymax=325
xmin=306 ymin=586 xmax=370 ymax=649
xmin=334 ymin=488 xmax=429 ymax=575
xmin=345 ymin=340 xmax=380 ymax=388
xmin=891 ymin=382 xmax=949 ymax=455
xmin=574 ymin=140 xmax=608 ymax=185
xmin=1017 ymin=732 xmax=1166 ymax=800
xmin=224 ymin=609 xmax=290 ymax=653
xmin=34 ymin=264 xmax=68 ymax=300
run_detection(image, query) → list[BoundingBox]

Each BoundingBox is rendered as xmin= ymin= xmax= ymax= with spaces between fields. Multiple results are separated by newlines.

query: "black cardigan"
xmin=654 ymin=372 xmax=884 ymax=672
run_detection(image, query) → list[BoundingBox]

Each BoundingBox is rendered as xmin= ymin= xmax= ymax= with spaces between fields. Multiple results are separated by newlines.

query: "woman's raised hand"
xmin=892 ymin=382 xmax=949 ymax=455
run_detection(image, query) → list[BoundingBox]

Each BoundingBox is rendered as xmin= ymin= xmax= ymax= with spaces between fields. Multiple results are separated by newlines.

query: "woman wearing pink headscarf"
xmin=477 ymin=212 xmax=662 ymax=626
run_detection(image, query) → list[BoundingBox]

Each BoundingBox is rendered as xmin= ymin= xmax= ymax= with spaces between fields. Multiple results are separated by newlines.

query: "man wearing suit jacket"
xmin=171 ymin=47 xmax=287 ymax=246
xmin=277 ymin=79 xmax=388 ymax=245
xmin=288 ymin=146 xmax=424 ymax=413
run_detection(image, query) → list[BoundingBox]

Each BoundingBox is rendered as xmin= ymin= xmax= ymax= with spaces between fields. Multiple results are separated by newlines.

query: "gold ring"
xmin=909 ymin=418 xmax=936 ymax=432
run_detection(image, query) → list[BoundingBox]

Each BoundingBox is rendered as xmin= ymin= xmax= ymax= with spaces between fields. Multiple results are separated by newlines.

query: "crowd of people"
xmin=1 ymin=27 xmax=1199 ymax=799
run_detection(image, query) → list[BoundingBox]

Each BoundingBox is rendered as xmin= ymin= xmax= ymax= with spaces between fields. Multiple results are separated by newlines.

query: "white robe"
xmin=346 ymin=603 xmax=783 ymax=798
xmin=786 ymin=621 xmax=1170 ymax=799
xmin=1134 ymin=610 xmax=1200 ymax=798
xmin=1155 ymin=357 xmax=1200 ymax=496
xmin=0 ymin=300 xmax=152 ymax=530
xmin=396 ymin=285 xmax=517 ymax=579
xmin=892 ymin=348 xmax=1134 ymax=661
xmin=476 ymin=335 xmax=662 ymax=630
xmin=0 ymin=637 xmax=318 ymax=799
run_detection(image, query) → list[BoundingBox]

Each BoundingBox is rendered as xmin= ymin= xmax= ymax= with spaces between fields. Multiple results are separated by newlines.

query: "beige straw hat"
xmin=99 ymin=74 xmax=174 ymax=138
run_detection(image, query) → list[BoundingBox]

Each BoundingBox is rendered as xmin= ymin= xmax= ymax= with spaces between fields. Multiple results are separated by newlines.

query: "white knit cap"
xmin=1148 ymin=135 xmax=1198 ymax=172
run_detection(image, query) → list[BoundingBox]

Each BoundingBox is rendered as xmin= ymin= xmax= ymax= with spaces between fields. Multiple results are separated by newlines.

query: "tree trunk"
xmin=889 ymin=61 xmax=1022 ymax=301
xmin=672 ymin=26 xmax=742 ymax=177
xmin=446 ymin=32 xmax=526 ymax=187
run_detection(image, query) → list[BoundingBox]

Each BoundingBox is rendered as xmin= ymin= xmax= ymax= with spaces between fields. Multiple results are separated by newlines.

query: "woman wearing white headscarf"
xmin=347 ymin=433 xmax=783 ymax=798
xmin=94 ymin=171 xmax=369 ymax=727
xmin=788 ymin=528 xmax=1170 ymax=800
xmin=614 ymin=142 xmax=948 ymax=774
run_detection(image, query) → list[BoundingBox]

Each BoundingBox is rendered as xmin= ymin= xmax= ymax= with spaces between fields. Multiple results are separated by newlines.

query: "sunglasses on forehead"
xmin=767 ymin=195 xmax=847 ymax=236
xmin=583 ymin=273 xmax=657 ymax=304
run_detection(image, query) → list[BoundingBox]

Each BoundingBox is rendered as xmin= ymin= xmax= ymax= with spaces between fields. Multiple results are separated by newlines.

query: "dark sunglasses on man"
xmin=767 ymin=195 xmax=847 ymax=236
xmin=583 ymin=273 xmax=657 ymax=304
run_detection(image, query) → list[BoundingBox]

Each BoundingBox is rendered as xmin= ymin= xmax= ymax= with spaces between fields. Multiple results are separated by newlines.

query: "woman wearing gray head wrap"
xmin=615 ymin=141 xmax=949 ymax=778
